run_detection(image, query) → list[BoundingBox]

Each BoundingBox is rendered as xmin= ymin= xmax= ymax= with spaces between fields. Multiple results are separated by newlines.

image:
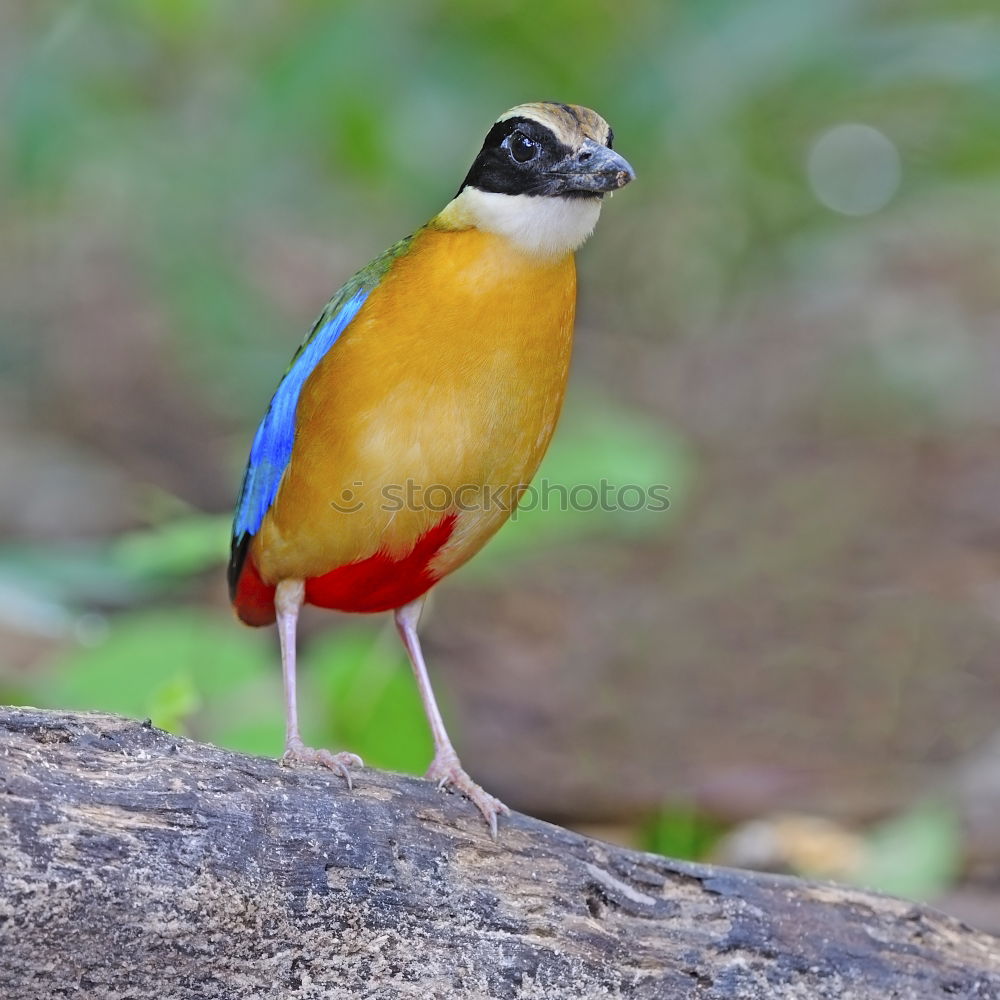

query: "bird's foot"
xmin=426 ymin=749 xmax=510 ymax=838
xmin=281 ymin=737 xmax=363 ymax=790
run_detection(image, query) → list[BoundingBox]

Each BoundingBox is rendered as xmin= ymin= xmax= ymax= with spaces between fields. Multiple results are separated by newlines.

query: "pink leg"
xmin=394 ymin=596 xmax=509 ymax=837
xmin=276 ymin=578 xmax=362 ymax=787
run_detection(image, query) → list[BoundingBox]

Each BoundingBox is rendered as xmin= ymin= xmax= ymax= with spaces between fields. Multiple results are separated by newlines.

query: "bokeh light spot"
xmin=807 ymin=123 xmax=901 ymax=216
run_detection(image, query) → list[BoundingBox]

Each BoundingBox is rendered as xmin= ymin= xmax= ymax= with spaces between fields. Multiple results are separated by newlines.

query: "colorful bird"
xmin=229 ymin=102 xmax=634 ymax=835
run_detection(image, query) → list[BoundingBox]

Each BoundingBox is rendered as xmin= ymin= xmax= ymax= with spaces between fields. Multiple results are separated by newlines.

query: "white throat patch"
xmin=441 ymin=188 xmax=602 ymax=258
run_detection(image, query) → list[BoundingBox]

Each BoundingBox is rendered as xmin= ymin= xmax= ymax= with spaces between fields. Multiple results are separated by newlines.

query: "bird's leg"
xmin=276 ymin=578 xmax=362 ymax=787
xmin=394 ymin=596 xmax=510 ymax=837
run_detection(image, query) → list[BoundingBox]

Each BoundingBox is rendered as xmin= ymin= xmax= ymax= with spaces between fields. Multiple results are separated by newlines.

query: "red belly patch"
xmin=233 ymin=513 xmax=457 ymax=626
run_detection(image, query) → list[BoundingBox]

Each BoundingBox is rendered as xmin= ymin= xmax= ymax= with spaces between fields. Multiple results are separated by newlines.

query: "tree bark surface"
xmin=1 ymin=707 xmax=997 ymax=999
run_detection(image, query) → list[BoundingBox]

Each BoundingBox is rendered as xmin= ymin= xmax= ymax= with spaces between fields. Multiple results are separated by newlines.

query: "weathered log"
xmin=1 ymin=707 xmax=997 ymax=999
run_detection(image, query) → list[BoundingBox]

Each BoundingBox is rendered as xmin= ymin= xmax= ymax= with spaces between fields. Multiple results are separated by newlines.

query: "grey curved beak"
xmin=550 ymin=138 xmax=636 ymax=195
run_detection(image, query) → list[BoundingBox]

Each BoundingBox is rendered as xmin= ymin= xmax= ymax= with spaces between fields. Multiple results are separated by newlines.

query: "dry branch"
xmin=1 ymin=707 xmax=997 ymax=999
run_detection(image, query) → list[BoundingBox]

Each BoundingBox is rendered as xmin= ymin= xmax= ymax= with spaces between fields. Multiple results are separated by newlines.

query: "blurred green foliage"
xmin=857 ymin=798 xmax=961 ymax=901
xmin=641 ymin=797 xmax=961 ymax=903
xmin=642 ymin=805 xmax=727 ymax=861
xmin=8 ymin=0 xmax=999 ymax=408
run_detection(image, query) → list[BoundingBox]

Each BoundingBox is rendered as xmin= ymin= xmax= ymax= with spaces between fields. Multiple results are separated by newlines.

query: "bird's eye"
xmin=507 ymin=130 xmax=539 ymax=164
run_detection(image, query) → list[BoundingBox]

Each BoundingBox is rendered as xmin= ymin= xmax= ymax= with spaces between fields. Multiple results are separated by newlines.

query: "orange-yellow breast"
xmin=250 ymin=225 xmax=576 ymax=606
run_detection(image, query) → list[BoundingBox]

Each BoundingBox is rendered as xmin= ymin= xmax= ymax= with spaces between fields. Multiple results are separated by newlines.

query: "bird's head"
xmin=440 ymin=102 xmax=635 ymax=258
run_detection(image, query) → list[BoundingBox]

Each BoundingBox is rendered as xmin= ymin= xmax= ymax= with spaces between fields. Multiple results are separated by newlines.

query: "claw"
xmin=282 ymin=738 xmax=363 ymax=790
xmin=426 ymin=751 xmax=510 ymax=838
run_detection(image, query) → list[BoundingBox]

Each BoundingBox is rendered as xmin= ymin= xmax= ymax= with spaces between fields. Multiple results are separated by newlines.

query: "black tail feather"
xmin=227 ymin=532 xmax=252 ymax=602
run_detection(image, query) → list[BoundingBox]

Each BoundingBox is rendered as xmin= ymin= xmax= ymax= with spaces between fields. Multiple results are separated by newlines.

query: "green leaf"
xmin=146 ymin=671 xmax=201 ymax=733
xmin=0 ymin=512 xmax=229 ymax=623
xmin=204 ymin=676 xmax=286 ymax=758
xmin=642 ymin=805 xmax=726 ymax=861
xmin=855 ymin=799 xmax=961 ymax=900
xmin=36 ymin=609 xmax=272 ymax=737
xmin=111 ymin=514 xmax=230 ymax=581
xmin=306 ymin=624 xmax=432 ymax=774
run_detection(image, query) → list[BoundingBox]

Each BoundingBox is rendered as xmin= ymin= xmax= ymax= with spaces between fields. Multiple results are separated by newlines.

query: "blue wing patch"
xmin=228 ymin=232 xmax=416 ymax=603
xmin=232 ymin=285 xmax=369 ymax=541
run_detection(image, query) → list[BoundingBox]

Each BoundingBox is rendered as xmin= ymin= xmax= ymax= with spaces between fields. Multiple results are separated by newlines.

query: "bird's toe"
xmin=426 ymin=752 xmax=510 ymax=838
xmin=282 ymin=739 xmax=363 ymax=789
